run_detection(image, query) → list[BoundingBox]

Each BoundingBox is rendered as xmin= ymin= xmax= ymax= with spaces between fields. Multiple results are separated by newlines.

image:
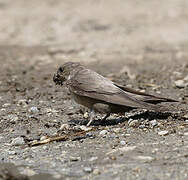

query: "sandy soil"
xmin=0 ymin=0 xmax=188 ymax=179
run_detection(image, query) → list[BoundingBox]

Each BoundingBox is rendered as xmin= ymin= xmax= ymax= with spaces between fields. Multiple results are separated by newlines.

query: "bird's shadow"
xmin=69 ymin=111 xmax=174 ymax=126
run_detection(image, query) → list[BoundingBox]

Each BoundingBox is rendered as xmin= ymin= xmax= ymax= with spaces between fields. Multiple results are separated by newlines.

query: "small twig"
xmin=28 ymin=130 xmax=89 ymax=147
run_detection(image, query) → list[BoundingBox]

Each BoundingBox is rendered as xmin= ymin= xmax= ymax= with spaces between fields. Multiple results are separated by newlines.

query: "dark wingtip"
xmin=162 ymin=97 xmax=179 ymax=103
xmin=147 ymin=98 xmax=179 ymax=104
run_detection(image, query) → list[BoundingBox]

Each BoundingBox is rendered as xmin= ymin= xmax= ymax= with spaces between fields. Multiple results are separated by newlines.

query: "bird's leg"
xmin=87 ymin=109 xmax=95 ymax=126
xmin=101 ymin=112 xmax=111 ymax=122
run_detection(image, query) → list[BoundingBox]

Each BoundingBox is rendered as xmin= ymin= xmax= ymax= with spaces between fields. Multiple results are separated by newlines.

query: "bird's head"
xmin=53 ymin=62 xmax=81 ymax=86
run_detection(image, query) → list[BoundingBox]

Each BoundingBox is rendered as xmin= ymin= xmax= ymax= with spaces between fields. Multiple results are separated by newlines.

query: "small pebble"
xmin=2 ymin=103 xmax=11 ymax=108
xmin=158 ymin=130 xmax=169 ymax=136
xmin=150 ymin=120 xmax=158 ymax=127
xmin=124 ymin=134 xmax=131 ymax=137
xmin=89 ymin=157 xmax=98 ymax=161
xmin=17 ymin=99 xmax=28 ymax=107
xmin=83 ymin=167 xmax=92 ymax=173
xmin=184 ymin=132 xmax=188 ymax=136
xmin=174 ymin=80 xmax=186 ymax=88
xmin=139 ymin=124 xmax=146 ymax=129
xmin=79 ymin=125 xmax=92 ymax=131
xmin=128 ymin=119 xmax=139 ymax=127
xmin=83 ymin=112 xmax=89 ymax=118
xmin=69 ymin=156 xmax=81 ymax=161
xmin=21 ymin=168 xmax=36 ymax=176
xmin=29 ymin=106 xmax=39 ymax=113
xmin=11 ymin=137 xmax=25 ymax=145
xmin=173 ymin=71 xmax=182 ymax=77
xmin=7 ymin=114 xmax=19 ymax=122
xmin=53 ymin=174 xmax=62 ymax=179
xmin=152 ymin=148 xmax=159 ymax=154
xmin=140 ymin=89 xmax=146 ymax=93
xmin=59 ymin=124 xmax=70 ymax=131
xmin=135 ymin=156 xmax=154 ymax=162
xmin=43 ymin=145 xmax=48 ymax=150
xmin=119 ymin=146 xmax=136 ymax=152
xmin=120 ymin=140 xmax=126 ymax=145
xmin=113 ymin=128 xmax=121 ymax=133
xmin=40 ymin=136 xmax=48 ymax=141
xmin=99 ymin=130 xmax=108 ymax=136
xmin=106 ymin=146 xmax=136 ymax=155
xmin=109 ymin=156 xmax=117 ymax=160
xmin=86 ymin=132 xmax=93 ymax=137
xmin=8 ymin=150 xmax=16 ymax=155
xmin=109 ymin=133 xmax=117 ymax=138
xmin=93 ymin=169 xmax=100 ymax=175
xmin=183 ymin=114 xmax=188 ymax=119
xmin=183 ymin=75 xmax=188 ymax=81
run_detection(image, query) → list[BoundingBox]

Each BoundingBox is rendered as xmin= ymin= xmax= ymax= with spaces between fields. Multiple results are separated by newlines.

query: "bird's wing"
xmin=68 ymin=69 xmax=160 ymax=111
xmin=114 ymin=83 xmax=178 ymax=104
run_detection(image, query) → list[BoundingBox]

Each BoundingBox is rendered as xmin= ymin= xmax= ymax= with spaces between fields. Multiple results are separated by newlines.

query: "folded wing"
xmin=114 ymin=84 xmax=178 ymax=104
xmin=68 ymin=69 xmax=163 ymax=111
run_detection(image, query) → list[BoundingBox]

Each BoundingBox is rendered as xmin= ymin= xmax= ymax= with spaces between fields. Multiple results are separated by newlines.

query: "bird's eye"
xmin=59 ymin=67 xmax=63 ymax=72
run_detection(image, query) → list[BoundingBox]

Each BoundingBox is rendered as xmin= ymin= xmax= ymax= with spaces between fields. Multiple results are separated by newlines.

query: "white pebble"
xmin=93 ymin=168 xmax=100 ymax=175
xmin=21 ymin=168 xmax=36 ymax=176
xmin=184 ymin=132 xmax=188 ymax=136
xmin=11 ymin=137 xmax=25 ymax=145
xmin=8 ymin=150 xmax=16 ymax=155
xmin=83 ymin=167 xmax=92 ymax=173
xmin=119 ymin=146 xmax=136 ymax=152
xmin=69 ymin=156 xmax=81 ymax=161
xmin=120 ymin=140 xmax=126 ymax=145
xmin=83 ymin=112 xmax=89 ymax=118
xmin=99 ymin=130 xmax=108 ymax=136
xmin=183 ymin=75 xmax=188 ymax=81
xmin=150 ymin=120 xmax=158 ymax=126
xmin=183 ymin=114 xmax=188 ymax=119
xmin=29 ymin=106 xmax=39 ymax=113
xmin=113 ymin=128 xmax=121 ymax=133
xmin=2 ymin=103 xmax=11 ymax=108
xmin=40 ymin=136 xmax=48 ymax=141
xmin=79 ymin=125 xmax=92 ymax=131
xmin=59 ymin=124 xmax=70 ymax=130
xmin=89 ymin=157 xmax=98 ymax=161
xmin=106 ymin=146 xmax=136 ymax=155
xmin=174 ymin=80 xmax=186 ymax=88
xmin=128 ymin=119 xmax=139 ymax=127
xmin=135 ymin=156 xmax=154 ymax=162
xmin=158 ymin=130 xmax=169 ymax=136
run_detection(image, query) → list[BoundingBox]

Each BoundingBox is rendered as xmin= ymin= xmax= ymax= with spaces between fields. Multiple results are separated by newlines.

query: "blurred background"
xmin=0 ymin=1 xmax=188 ymax=179
xmin=0 ymin=0 xmax=188 ymax=66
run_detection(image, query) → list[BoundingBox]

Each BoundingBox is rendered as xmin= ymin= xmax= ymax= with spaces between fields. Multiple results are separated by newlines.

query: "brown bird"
xmin=53 ymin=62 xmax=177 ymax=126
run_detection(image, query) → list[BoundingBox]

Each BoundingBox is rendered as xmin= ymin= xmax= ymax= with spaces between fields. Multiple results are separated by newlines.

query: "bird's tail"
xmin=145 ymin=103 xmax=176 ymax=113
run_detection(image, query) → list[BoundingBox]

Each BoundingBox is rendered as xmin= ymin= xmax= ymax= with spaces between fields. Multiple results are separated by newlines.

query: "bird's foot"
xmin=86 ymin=109 xmax=95 ymax=126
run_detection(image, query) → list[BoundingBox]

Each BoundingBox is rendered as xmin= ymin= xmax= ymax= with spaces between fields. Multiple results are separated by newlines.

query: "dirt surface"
xmin=0 ymin=0 xmax=188 ymax=179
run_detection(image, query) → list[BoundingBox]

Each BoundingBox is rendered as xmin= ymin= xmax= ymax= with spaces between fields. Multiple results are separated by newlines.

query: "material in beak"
xmin=53 ymin=74 xmax=63 ymax=86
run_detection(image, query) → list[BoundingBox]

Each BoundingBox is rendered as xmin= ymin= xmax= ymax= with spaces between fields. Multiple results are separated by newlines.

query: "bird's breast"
xmin=70 ymin=92 xmax=96 ymax=109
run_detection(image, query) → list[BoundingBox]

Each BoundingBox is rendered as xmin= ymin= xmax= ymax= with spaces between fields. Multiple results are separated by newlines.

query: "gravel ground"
xmin=0 ymin=0 xmax=188 ymax=180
